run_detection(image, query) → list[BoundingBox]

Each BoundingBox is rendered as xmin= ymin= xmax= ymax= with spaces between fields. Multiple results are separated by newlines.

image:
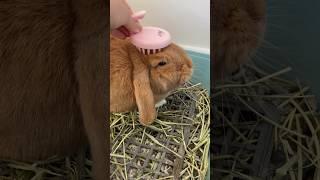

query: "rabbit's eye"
xmin=158 ymin=61 xmax=167 ymax=66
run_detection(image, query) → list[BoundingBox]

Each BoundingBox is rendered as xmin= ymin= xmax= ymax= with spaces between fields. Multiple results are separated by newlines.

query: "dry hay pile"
xmin=0 ymin=156 xmax=92 ymax=179
xmin=0 ymin=83 xmax=210 ymax=180
xmin=212 ymin=61 xmax=320 ymax=180
xmin=110 ymin=83 xmax=210 ymax=180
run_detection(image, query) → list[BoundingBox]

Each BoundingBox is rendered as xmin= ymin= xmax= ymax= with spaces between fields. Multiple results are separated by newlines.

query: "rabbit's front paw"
xmin=155 ymin=99 xmax=167 ymax=108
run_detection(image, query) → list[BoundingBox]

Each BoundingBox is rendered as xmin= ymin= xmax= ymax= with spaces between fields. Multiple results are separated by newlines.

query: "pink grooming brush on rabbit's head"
xmin=113 ymin=10 xmax=172 ymax=55
xmin=131 ymin=26 xmax=171 ymax=55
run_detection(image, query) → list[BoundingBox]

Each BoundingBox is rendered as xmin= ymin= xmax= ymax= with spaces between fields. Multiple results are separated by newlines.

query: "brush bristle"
xmin=136 ymin=46 xmax=163 ymax=55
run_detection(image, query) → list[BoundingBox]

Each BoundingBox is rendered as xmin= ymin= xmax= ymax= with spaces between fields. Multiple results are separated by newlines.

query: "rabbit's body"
xmin=0 ymin=0 xmax=86 ymax=162
xmin=110 ymin=38 xmax=169 ymax=112
xmin=110 ymin=36 xmax=193 ymax=125
xmin=213 ymin=0 xmax=266 ymax=78
xmin=0 ymin=1 xmax=107 ymax=179
xmin=110 ymin=38 xmax=136 ymax=112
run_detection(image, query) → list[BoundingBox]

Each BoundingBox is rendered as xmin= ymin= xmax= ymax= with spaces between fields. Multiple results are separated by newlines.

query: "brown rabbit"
xmin=0 ymin=1 xmax=107 ymax=179
xmin=110 ymin=36 xmax=193 ymax=125
xmin=213 ymin=0 xmax=266 ymax=79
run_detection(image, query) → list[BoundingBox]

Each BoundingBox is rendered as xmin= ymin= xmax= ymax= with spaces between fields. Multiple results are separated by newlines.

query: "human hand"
xmin=110 ymin=0 xmax=142 ymax=38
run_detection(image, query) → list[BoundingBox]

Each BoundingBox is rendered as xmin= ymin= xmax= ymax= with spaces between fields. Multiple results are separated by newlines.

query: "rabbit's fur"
xmin=110 ymin=36 xmax=193 ymax=125
xmin=213 ymin=0 xmax=266 ymax=79
xmin=0 ymin=1 xmax=108 ymax=179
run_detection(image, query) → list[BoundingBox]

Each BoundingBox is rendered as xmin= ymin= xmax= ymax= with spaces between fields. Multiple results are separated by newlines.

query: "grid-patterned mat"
xmin=110 ymin=83 xmax=210 ymax=180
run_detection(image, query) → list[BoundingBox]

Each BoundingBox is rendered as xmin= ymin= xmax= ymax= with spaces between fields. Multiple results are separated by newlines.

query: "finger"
xmin=111 ymin=30 xmax=126 ymax=39
xmin=131 ymin=10 xmax=146 ymax=21
xmin=110 ymin=0 xmax=132 ymax=30
xmin=111 ymin=26 xmax=130 ymax=39
xmin=125 ymin=11 xmax=146 ymax=34
xmin=123 ymin=0 xmax=133 ymax=13
xmin=125 ymin=20 xmax=142 ymax=35
xmin=121 ymin=0 xmax=142 ymax=34
xmin=118 ymin=26 xmax=130 ymax=37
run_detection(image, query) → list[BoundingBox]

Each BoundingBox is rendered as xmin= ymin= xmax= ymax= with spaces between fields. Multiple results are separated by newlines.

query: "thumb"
xmin=125 ymin=19 xmax=142 ymax=34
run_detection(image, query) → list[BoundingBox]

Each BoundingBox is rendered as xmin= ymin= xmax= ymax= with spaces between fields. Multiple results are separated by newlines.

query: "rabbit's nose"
xmin=176 ymin=64 xmax=183 ymax=71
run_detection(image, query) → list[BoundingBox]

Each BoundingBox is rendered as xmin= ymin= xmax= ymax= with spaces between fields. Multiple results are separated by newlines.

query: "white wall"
xmin=128 ymin=0 xmax=210 ymax=54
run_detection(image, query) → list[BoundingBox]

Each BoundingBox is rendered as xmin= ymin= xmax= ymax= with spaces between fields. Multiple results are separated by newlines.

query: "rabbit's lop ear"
xmin=129 ymin=46 xmax=156 ymax=126
xmin=133 ymin=70 xmax=156 ymax=126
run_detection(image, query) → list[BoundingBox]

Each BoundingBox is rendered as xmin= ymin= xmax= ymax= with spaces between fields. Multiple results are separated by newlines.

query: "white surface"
xmin=180 ymin=44 xmax=210 ymax=55
xmin=128 ymin=0 xmax=210 ymax=54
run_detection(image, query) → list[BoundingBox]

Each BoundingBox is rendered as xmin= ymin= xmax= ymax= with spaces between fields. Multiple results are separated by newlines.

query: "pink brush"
xmin=130 ymin=26 xmax=171 ymax=55
xmin=130 ymin=11 xmax=171 ymax=55
xmin=115 ymin=11 xmax=172 ymax=55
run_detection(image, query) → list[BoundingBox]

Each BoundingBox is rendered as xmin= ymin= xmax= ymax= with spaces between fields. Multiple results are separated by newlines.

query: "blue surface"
xmin=187 ymin=50 xmax=210 ymax=92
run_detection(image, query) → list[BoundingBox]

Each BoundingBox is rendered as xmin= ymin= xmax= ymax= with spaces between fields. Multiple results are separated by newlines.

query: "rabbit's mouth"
xmin=179 ymin=69 xmax=193 ymax=86
xmin=179 ymin=71 xmax=192 ymax=86
xmin=178 ymin=82 xmax=188 ymax=88
xmin=179 ymin=78 xmax=189 ymax=86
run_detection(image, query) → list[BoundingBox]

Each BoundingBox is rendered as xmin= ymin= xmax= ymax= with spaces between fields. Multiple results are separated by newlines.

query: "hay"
xmin=110 ymin=82 xmax=210 ymax=180
xmin=0 ymin=156 xmax=92 ymax=179
xmin=212 ymin=61 xmax=320 ymax=179
xmin=0 ymin=83 xmax=210 ymax=180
